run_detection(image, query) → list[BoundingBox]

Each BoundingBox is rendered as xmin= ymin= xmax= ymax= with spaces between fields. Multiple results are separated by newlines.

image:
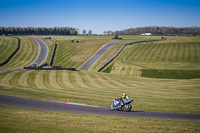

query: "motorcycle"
xmin=109 ymin=98 xmax=133 ymax=112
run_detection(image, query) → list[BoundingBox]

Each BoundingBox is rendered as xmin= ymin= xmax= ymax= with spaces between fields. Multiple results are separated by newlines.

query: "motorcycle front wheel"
xmin=123 ymin=104 xmax=132 ymax=112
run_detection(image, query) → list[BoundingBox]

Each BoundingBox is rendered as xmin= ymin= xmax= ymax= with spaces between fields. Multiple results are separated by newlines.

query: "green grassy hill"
xmin=0 ymin=69 xmax=199 ymax=114
xmin=0 ymin=36 xmax=18 ymax=64
xmin=0 ymin=35 xmax=199 ymax=132
xmin=34 ymin=36 xmax=118 ymax=68
xmin=106 ymin=37 xmax=200 ymax=78
xmin=35 ymin=35 xmax=161 ymax=68
xmin=0 ymin=37 xmax=39 ymax=69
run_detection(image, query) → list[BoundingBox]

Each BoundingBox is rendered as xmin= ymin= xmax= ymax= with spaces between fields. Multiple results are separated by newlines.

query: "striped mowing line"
xmin=79 ymin=71 xmax=98 ymax=88
xmin=34 ymin=71 xmax=47 ymax=89
xmin=83 ymin=72 xmax=104 ymax=88
xmin=0 ymin=70 xmax=22 ymax=86
xmin=18 ymin=38 xmax=34 ymax=67
xmin=109 ymin=74 xmax=137 ymax=88
xmin=62 ymin=70 xmax=77 ymax=88
xmin=18 ymin=70 xmax=34 ymax=87
xmin=90 ymin=73 xmax=112 ymax=88
xmin=92 ymin=73 xmax=118 ymax=88
xmin=49 ymin=70 xmax=64 ymax=89
xmin=74 ymin=71 xmax=90 ymax=88
xmin=27 ymin=71 xmax=37 ymax=88
xmin=25 ymin=38 xmax=39 ymax=65
xmin=56 ymin=70 xmax=70 ymax=89
xmin=129 ymin=44 xmax=143 ymax=61
xmin=100 ymin=73 xmax=130 ymax=88
xmin=4 ymin=38 xmax=26 ymax=68
xmin=9 ymin=71 xmax=24 ymax=86
xmin=43 ymin=71 xmax=54 ymax=89
xmin=151 ymin=43 xmax=162 ymax=60
xmin=68 ymin=71 xmax=82 ymax=88
xmin=146 ymin=43 xmax=157 ymax=61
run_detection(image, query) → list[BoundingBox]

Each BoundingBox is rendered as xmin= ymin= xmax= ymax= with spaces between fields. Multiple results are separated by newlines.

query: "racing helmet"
xmin=123 ymin=93 xmax=127 ymax=96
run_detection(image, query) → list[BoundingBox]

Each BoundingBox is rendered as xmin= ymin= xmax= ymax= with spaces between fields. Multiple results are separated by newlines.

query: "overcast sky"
xmin=0 ymin=0 xmax=200 ymax=34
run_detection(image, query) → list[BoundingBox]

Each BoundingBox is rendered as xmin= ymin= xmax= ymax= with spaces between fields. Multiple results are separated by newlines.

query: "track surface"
xmin=27 ymin=37 xmax=48 ymax=66
xmin=78 ymin=41 xmax=133 ymax=70
xmin=1 ymin=94 xmax=199 ymax=121
xmin=0 ymin=37 xmax=48 ymax=72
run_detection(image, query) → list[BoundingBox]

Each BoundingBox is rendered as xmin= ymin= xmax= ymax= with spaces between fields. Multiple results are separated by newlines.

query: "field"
xmin=0 ymin=36 xmax=18 ymax=64
xmin=34 ymin=35 xmax=161 ymax=69
xmin=1 ymin=106 xmax=199 ymax=133
xmin=103 ymin=37 xmax=200 ymax=78
xmin=0 ymin=35 xmax=200 ymax=132
xmin=0 ymin=37 xmax=39 ymax=69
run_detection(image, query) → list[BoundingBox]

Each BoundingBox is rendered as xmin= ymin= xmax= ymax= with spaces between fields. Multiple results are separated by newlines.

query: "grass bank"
xmin=0 ymin=106 xmax=199 ymax=133
xmin=0 ymin=69 xmax=199 ymax=114
xmin=0 ymin=36 xmax=18 ymax=64
xmin=106 ymin=37 xmax=200 ymax=79
xmin=0 ymin=37 xmax=39 ymax=69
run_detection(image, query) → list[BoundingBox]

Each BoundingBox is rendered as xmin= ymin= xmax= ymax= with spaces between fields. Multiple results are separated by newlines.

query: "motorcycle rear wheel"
xmin=109 ymin=104 xmax=114 ymax=111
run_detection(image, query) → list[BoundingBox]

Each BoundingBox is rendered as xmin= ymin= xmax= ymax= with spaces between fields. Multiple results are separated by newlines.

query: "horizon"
xmin=0 ymin=0 xmax=200 ymax=34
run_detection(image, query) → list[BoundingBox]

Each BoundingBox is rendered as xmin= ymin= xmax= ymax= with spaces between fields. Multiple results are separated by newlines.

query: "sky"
xmin=0 ymin=0 xmax=200 ymax=34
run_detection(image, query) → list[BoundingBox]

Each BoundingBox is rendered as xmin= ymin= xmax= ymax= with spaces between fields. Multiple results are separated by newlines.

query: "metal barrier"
xmin=49 ymin=43 xmax=57 ymax=66
xmin=0 ymin=37 xmax=20 ymax=66
xmin=23 ymin=66 xmax=75 ymax=71
xmin=97 ymin=40 xmax=159 ymax=72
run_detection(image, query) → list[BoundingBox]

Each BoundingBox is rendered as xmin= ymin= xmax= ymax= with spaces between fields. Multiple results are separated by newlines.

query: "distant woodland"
xmin=1 ymin=26 xmax=200 ymax=36
xmin=115 ymin=26 xmax=200 ymax=35
xmin=0 ymin=27 xmax=78 ymax=35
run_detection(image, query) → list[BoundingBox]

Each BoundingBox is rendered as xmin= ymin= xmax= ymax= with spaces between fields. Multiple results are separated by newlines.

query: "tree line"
xmin=82 ymin=29 xmax=92 ymax=35
xmin=115 ymin=26 xmax=200 ymax=35
xmin=0 ymin=27 xmax=78 ymax=35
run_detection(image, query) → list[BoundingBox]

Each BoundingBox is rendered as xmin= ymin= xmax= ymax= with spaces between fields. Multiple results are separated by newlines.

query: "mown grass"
xmin=33 ymin=35 xmax=162 ymax=69
xmin=33 ymin=36 xmax=114 ymax=68
xmin=123 ymin=37 xmax=200 ymax=69
xmin=0 ymin=69 xmax=199 ymax=114
xmin=141 ymin=69 xmax=200 ymax=79
xmin=89 ymin=36 xmax=162 ymax=71
xmin=0 ymin=36 xmax=19 ymax=64
xmin=107 ymin=37 xmax=200 ymax=78
xmin=0 ymin=37 xmax=39 ymax=69
xmin=1 ymin=106 xmax=200 ymax=133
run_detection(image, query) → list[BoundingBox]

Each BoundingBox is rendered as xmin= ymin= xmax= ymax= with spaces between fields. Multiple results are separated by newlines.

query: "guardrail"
xmin=49 ymin=43 xmax=57 ymax=66
xmin=23 ymin=66 xmax=75 ymax=71
xmin=97 ymin=40 xmax=159 ymax=72
xmin=0 ymin=37 xmax=20 ymax=66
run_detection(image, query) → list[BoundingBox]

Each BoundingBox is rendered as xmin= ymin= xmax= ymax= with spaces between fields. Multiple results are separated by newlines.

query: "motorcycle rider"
xmin=122 ymin=93 xmax=129 ymax=102
xmin=115 ymin=93 xmax=129 ymax=108
xmin=121 ymin=93 xmax=129 ymax=105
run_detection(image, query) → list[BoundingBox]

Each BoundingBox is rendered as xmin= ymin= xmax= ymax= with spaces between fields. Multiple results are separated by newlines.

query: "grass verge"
xmin=0 ymin=106 xmax=200 ymax=133
xmin=141 ymin=69 xmax=200 ymax=79
xmin=0 ymin=69 xmax=200 ymax=114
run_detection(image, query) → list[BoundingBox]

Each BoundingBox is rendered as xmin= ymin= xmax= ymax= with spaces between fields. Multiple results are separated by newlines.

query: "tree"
xmin=0 ymin=27 xmax=78 ymax=35
xmin=88 ymin=30 xmax=92 ymax=35
xmin=82 ymin=29 xmax=87 ymax=35
xmin=103 ymin=31 xmax=108 ymax=35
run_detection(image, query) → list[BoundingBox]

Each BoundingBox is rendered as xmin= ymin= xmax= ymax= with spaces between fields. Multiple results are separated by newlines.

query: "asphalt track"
xmin=1 ymin=94 xmax=199 ymax=121
xmin=78 ymin=41 xmax=133 ymax=70
xmin=27 ymin=37 xmax=48 ymax=66
xmin=0 ymin=37 xmax=48 ymax=72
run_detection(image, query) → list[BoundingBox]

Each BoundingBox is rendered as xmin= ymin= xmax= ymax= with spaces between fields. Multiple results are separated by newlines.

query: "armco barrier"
xmin=49 ymin=43 xmax=57 ymax=66
xmin=0 ymin=37 xmax=20 ymax=66
xmin=97 ymin=40 xmax=159 ymax=72
xmin=23 ymin=66 xmax=75 ymax=71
